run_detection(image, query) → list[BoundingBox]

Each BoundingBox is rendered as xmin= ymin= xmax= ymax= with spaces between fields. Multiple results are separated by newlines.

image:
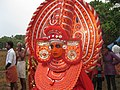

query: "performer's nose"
xmin=52 ymin=47 xmax=57 ymax=52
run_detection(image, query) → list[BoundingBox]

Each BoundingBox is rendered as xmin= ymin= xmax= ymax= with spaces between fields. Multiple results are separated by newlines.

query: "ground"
xmin=0 ymin=50 xmax=28 ymax=90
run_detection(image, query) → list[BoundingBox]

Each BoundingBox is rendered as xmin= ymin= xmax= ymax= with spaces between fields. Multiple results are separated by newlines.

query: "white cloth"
xmin=112 ymin=45 xmax=120 ymax=58
xmin=6 ymin=48 xmax=16 ymax=67
xmin=17 ymin=61 xmax=26 ymax=78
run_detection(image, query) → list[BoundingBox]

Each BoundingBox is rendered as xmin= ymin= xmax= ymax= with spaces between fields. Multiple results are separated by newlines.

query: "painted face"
xmin=50 ymin=42 xmax=64 ymax=58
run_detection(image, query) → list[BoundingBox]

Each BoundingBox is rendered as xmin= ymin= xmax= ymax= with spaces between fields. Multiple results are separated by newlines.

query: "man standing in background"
xmin=16 ymin=42 xmax=26 ymax=90
xmin=112 ymin=41 xmax=120 ymax=58
xmin=5 ymin=41 xmax=18 ymax=90
xmin=112 ymin=41 xmax=120 ymax=75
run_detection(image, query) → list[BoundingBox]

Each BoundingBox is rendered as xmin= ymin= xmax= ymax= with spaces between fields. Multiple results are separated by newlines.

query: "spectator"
xmin=112 ymin=41 xmax=120 ymax=75
xmin=92 ymin=53 xmax=104 ymax=90
xmin=112 ymin=41 xmax=120 ymax=58
xmin=16 ymin=42 xmax=26 ymax=90
xmin=102 ymin=44 xmax=120 ymax=90
xmin=5 ymin=41 xmax=18 ymax=90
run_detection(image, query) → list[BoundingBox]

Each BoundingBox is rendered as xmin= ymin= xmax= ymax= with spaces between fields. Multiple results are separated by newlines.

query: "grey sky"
xmin=0 ymin=0 xmax=104 ymax=38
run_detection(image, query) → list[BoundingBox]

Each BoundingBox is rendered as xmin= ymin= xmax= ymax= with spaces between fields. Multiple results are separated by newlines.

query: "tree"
xmin=0 ymin=35 xmax=25 ymax=49
xmin=90 ymin=1 xmax=120 ymax=44
xmin=110 ymin=0 xmax=120 ymax=4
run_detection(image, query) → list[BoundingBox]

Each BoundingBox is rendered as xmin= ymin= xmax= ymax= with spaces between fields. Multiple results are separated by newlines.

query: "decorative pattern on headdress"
xmin=26 ymin=0 xmax=103 ymax=89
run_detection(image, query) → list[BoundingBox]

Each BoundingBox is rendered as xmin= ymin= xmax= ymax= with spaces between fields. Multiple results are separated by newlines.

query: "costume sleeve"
xmin=73 ymin=69 xmax=94 ymax=90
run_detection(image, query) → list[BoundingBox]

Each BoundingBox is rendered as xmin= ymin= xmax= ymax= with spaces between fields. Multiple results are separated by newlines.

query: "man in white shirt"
xmin=5 ymin=41 xmax=18 ymax=90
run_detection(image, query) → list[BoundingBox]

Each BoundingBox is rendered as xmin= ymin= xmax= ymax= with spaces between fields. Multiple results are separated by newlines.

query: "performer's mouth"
xmin=53 ymin=53 xmax=58 ymax=56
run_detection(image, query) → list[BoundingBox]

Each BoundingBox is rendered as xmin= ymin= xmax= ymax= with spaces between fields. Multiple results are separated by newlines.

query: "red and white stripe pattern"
xmin=25 ymin=0 xmax=103 ymax=73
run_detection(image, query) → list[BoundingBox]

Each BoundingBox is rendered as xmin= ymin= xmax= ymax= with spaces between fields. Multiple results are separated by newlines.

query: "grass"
xmin=0 ymin=50 xmax=10 ymax=90
xmin=0 ymin=50 xmax=28 ymax=90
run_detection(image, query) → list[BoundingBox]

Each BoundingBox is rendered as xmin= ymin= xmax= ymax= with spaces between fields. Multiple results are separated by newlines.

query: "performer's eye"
xmin=50 ymin=45 xmax=54 ymax=49
xmin=55 ymin=44 xmax=61 ymax=48
xmin=50 ymin=44 xmax=61 ymax=49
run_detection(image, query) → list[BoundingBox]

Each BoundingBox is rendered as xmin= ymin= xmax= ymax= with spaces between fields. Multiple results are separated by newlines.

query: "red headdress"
xmin=26 ymin=0 xmax=103 ymax=89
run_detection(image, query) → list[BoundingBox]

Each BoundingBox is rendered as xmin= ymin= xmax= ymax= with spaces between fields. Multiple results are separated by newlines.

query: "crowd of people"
xmin=4 ymin=40 xmax=120 ymax=90
xmin=91 ymin=41 xmax=120 ymax=90
xmin=5 ymin=41 xmax=26 ymax=90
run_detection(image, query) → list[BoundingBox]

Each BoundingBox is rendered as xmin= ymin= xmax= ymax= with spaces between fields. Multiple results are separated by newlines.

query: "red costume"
xmin=26 ymin=0 xmax=103 ymax=90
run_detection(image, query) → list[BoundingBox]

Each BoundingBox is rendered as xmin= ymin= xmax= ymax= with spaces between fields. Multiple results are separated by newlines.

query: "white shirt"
xmin=112 ymin=44 xmax=120 ymax=58
xmin=6 ymin=48 xmax=16 ymax=67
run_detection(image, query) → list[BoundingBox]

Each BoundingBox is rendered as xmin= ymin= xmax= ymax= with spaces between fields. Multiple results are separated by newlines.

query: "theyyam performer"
xmin=25 ymin=0 xmax=103 ymax=90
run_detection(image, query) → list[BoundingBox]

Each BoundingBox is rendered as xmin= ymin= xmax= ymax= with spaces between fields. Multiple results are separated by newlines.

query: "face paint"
xmin=50 ymin=42 xmax=64 ymax=58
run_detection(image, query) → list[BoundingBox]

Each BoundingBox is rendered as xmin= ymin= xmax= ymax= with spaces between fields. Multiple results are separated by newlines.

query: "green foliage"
xmin=0 ymin=35 xmax=25 ymax=49
xmin=0 ymin=1 xmax=119 ymax=47
xmin=110 ymin=0 xmax=120 ymax=4
xmin=90 ymin=1 xmax=120 ymax=44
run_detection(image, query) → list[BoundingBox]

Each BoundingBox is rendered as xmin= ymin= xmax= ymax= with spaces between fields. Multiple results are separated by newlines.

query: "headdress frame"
xmin=25 ymin=0 xmax=103 ymax=89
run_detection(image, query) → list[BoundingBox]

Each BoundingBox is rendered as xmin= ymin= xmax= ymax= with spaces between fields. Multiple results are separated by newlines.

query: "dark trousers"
xmin=92 ymin=77 xmax=102 ymax=90
xmin=105 ymin=75 xmax=117 ymax=90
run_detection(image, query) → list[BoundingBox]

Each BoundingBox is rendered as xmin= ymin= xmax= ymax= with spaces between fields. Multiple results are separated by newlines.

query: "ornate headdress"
xmin=26 ymin=0 xmax=103 ymax=89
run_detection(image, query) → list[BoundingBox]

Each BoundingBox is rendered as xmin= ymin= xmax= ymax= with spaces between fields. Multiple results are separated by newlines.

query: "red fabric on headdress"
xmin=44 ymin=25 xmax=69 ymax=40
